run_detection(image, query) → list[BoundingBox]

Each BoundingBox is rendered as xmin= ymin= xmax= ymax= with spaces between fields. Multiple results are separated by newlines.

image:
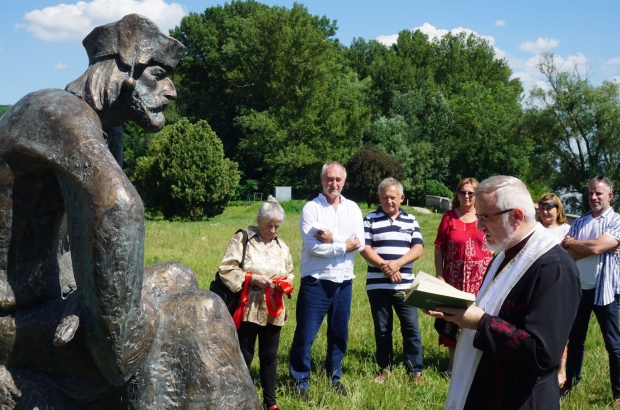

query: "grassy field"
xmin=144 ymin=202 xmax=615 ymax=409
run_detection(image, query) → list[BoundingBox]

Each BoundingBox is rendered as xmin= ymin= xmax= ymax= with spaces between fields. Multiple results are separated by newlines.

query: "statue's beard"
xmin=128 ymin=87 xmax=168 ymax=132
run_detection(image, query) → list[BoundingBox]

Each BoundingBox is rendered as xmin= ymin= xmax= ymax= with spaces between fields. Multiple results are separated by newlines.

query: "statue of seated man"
xmin=0 ymin=14 xmax=260 ymax=409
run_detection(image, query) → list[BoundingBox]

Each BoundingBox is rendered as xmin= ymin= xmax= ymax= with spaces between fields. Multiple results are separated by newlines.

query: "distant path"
xmin=411 ymin=206 xmax=432 ymax=214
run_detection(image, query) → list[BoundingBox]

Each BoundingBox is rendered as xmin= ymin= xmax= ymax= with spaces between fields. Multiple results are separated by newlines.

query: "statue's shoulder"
xmin=1 ymin=89 xmax=100 ymax=135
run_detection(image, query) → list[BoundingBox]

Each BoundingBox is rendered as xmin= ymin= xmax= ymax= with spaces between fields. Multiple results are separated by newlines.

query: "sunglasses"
xmin=538 ymin=202 xmax=557 ymax=211
xmin=475 ymin=208 xmax=514 ymax=223
xmin=458 ymin=190 xmax=475 ymax=197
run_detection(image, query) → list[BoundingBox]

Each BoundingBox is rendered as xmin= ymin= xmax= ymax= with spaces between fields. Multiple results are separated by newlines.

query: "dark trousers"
xmin=237 ymin=321 xmax=282 ymax=407
xmin=289 ymin=277 xmax=352 ymax=389
xmin=566 ymin=289 xmax=620 ymax=398
xmin=367 ymin=288 xmax=423 ymax=375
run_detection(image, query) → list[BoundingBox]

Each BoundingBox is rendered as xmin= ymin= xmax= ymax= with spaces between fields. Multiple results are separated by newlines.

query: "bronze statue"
xmin=0 ymin=14 xmax=260 ymax=409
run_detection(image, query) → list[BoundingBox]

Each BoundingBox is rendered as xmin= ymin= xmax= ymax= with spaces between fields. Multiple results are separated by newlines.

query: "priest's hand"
xmin=427 ymin=305 xmax=485 ymax=330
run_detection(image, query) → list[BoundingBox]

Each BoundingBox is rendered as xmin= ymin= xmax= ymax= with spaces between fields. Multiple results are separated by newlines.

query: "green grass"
xmin=144 ymin=202 xmax=614 ymax=409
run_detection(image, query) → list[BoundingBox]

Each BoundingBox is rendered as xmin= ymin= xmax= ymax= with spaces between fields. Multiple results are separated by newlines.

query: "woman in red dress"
xmin=434 ymin=177 xmax=493 ymax=376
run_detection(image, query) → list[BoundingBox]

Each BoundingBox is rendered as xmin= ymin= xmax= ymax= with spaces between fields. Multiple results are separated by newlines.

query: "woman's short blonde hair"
xmin=536 ymin=192 xmax=567 ymax=225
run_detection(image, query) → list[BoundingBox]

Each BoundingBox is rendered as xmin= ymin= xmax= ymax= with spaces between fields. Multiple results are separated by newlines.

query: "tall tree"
xmin=353 ymin=30 xmax=527 ymax=190
xmin=522 ymin=52 xmax=620 ymax=212
xmin=171 ymin=1 xmax=370 ymax=198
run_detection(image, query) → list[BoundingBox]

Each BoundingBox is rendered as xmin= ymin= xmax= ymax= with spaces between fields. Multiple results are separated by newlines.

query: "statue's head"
xmin=66 ymin=14 xmax=185 ymax=132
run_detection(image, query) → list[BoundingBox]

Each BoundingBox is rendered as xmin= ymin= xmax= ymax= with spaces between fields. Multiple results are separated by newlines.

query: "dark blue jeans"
xmin=566 ymin=289 xmax=620 ymax=398
xmin=367 ymin=288 xmax=423 ymax=375
xmin=289 ymin=276 xmax=352 ymax=389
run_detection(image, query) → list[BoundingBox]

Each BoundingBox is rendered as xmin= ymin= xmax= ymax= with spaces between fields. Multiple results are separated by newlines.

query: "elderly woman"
xmin=218 ymin=196 xmax=294 ymax=410
xmin=536 ymin=193 xmax=571 ymax=241
xmin=434 ymin=177 xmax=493 ymax=376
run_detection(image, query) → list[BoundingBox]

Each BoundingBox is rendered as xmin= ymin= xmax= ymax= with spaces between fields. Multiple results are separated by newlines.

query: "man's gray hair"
xmin=320 ymin=161 xmax=347 ymax=179
xmin=377 ymin=177 xmax=403 ymax=196
xmin=257 ymin=195 xmax=284 ymax=223
xmin=475 ymin=175 xmax=536 ymax=223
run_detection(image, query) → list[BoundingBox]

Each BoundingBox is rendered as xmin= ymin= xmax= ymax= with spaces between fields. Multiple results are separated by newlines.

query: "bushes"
xmin=133 ymin=118 xmax=240 ymax=220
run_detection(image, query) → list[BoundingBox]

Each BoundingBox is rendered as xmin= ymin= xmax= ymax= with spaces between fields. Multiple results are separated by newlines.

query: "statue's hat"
xmin=82 ymin=14 xmax=185 ymax=72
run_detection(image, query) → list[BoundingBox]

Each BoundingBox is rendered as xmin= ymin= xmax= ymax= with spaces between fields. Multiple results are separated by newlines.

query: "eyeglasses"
xmin=458 ymin=190 xmax=475 ymax=197
xmin=475 ymin=208 xmax=514 ymax=223
xmin=538 ymin=202 xmax=557 ymax=211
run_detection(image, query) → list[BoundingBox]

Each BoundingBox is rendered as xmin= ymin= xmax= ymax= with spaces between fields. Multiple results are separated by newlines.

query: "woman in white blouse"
xmin=537 ymin=193 xmax=571 ymax=241
xmin=536 ymin=192 xmax=571 ymax=387
xmin=218 ymin=196 xmax=294 ymax=410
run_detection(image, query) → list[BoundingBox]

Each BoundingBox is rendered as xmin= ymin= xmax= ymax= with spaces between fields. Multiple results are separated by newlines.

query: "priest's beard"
xmin=486 ymin=215 xmax=519 ymax=252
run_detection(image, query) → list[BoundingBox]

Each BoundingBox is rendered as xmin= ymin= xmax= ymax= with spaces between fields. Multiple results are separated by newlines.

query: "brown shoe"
xmin=614 ymin=398 xmax=620 ymax=407
xmin=411 ymin=372 xmax=425 ymax=386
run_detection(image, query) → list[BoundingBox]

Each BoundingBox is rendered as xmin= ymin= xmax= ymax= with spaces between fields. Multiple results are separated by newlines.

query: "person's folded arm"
xmin=563 ymin=233 xmax=620 ymax=257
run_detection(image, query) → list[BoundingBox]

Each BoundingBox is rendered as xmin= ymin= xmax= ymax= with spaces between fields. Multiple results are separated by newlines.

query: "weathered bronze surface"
xmin=0 ymin=14 xmax=260 ymax=409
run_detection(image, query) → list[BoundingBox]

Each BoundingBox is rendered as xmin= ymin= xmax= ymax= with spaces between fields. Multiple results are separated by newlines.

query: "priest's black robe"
xmin=436 ymin=244 xmax=581 ymax=410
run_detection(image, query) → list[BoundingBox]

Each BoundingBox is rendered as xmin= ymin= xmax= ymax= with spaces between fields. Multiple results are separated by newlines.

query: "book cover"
xmin=403 ymin=271 xmax=476 ymax=310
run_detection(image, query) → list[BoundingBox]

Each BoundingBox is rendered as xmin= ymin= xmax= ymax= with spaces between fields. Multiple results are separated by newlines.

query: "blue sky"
xmin=1 ymin=0 xmax=619 ymax=105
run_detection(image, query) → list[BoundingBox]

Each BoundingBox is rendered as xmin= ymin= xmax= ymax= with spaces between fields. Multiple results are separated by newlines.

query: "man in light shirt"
xmin=562 ymin=175 xmax=620 ymax=405
xmin=289 ymin=161 xmax=364 ymax=401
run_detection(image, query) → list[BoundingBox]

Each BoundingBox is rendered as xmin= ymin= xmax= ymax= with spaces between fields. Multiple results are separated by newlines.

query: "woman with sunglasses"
xmin=536 ymin=193 xmax=571 ymax=240
xmin=536 ymin=192 xmax=571 ymax=387
xmin=434 ymin=177 xmax=493 ymax=377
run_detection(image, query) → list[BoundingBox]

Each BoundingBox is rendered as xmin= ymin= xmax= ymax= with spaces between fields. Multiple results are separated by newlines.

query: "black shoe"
xmin=559 ymin=385 xmax=571 ymax=398
xmin=332 ymin=381 xmax=348 ymax=397
xmin=296 ymin=388 xmax=310 ymax=402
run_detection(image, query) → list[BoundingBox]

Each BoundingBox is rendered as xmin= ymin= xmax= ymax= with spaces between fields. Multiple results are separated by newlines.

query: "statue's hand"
xmin=54 ymin=314 xmax=80 ymax=346
xmin=53 ymin=290 xmax=82 ymax=346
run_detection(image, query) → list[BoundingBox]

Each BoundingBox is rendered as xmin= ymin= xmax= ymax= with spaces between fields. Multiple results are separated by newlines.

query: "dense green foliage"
xmin=120 ymin=1 xmax=619 ymax=216
xmin=0 ymin=105 xmax=11 ymax=117
xmin=170 ymin=1 xmax=370 ymax=198
xmin=346 ymin=147 xmax=405 ymax=207
xmin=132 ymin=118 xmax=240 ymax=219
xmin=522 ymin=52 xmax=620 ymax=213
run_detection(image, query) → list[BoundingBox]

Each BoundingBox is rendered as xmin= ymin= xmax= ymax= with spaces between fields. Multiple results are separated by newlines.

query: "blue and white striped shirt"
xmin=364 ymin=207 xmax=424 ymax=291
xmin=568 ymin=207 xmax=620 ymax=306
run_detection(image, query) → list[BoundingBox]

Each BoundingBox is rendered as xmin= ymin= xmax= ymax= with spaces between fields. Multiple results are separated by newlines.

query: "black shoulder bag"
xmin=209 ymin=229 xmax=249 ymax=316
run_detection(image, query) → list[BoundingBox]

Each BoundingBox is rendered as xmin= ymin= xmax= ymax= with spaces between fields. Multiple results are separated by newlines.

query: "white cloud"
xmin=495 ymin=20 xmax=507 ymax=27
xmin=16 ymin=0 xmax=187 ymax=43
xmin=605 ymin=57 xmax=620 ymax=65
xmin=519 ymin=37 xmax=560 ymax=54
xmin=613 ymin=76 xmax=620 ymax=84
xmin=54 ymin=63 xmax=68 ymax=69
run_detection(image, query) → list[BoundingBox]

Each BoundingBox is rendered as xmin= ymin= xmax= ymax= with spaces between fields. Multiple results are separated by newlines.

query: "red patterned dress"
xmin=434 ymin=209 xmax=492 ymax=294
xmin=434 ymin=210 xmax=492 ymax=347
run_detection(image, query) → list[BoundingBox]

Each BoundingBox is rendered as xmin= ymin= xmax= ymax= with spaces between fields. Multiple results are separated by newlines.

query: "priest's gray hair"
xmin=257 ymin=195 xmax=284 ymax=223
xmin=475 ymin=175 xmax=536 ymax=223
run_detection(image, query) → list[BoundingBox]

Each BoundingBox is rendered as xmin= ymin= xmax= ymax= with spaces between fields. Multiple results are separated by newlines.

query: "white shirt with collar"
xmin=299 ymin=193 xmax=365 ymax=282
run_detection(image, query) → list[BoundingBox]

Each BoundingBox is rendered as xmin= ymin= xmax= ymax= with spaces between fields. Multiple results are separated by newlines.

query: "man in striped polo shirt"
xmin=361 ymin=178 xmax=424 ymax=384
xmin=562 ymin=175 xmax=620 ymax=404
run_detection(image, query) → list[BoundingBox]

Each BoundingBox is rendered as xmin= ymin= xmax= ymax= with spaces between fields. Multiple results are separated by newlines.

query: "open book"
xmin=402 ymin=271 xmax=476 ymax=310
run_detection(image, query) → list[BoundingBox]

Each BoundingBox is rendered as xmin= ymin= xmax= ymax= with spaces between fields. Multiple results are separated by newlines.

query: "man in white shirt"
xmin=562 ymin=175 xmax=620 ymax=404
xmin=288 ymin=161 xmax=364 ymax=401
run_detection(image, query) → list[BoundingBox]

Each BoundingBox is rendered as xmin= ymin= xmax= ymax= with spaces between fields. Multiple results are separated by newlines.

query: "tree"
xmin=345 ymin=147 xmax=405 ymax=207
xmin=348 ymin=30 xmax=528 ymax=190
xmin=133 ymin=118 xmax=240 ymax=219
xmin=0 ymin=105 xmax=11 ymax=118
xmin=523 ymin=52 xmax=620 ymax=212
xmin=171 ymin=2 xmax=370 ymax=197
